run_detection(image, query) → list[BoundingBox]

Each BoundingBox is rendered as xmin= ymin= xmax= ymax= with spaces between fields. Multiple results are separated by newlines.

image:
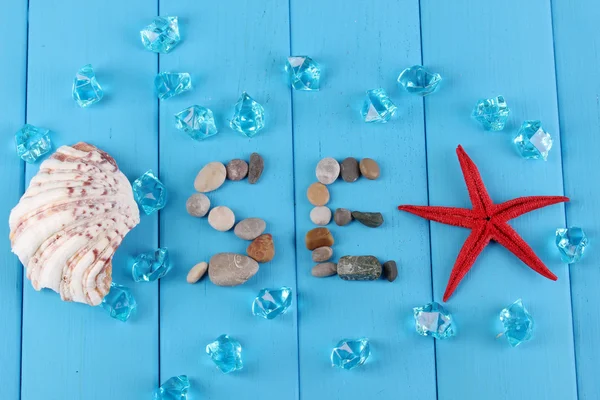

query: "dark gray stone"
xmin=382 ymin=260 xmax=398 ymax=282
xmin=351 ymin=211 xmax=384 ymax=228
xmin=337 ymin=256 xmax=382 ymax=280
xmin=248 ymin=153 xmax=264 ymax=184
xmin=340 ymin=157 xmax=360 ymax=182
xmin=334 ymin=208 xmax=353 ymax=226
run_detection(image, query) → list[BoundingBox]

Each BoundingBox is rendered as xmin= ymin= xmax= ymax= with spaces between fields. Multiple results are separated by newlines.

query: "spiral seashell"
xmin=9 ymin=142 xmax=140 ymax=306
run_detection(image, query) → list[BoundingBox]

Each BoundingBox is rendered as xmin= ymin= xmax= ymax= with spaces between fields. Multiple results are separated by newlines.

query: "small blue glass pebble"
xmin=132 ymin=248 xmax=172 ymax=282
xmin=331 ymin=338 xmax=371 ymax=370
xmin=72 ymin=64 xmax=104 ymax=108
xmin=471 ymin=95 xmax=510 ymax=131
xmin=361 ymin=88 xmax=397 ymax=123
xmin=397 ymin=65 xmax=441 ymax=96
xmin=15 ymin=124 xmax=52 ymax=163
xmin=141 ymin=16 xmax=181 ymax=54
xmin=153 ymin=375 xmax=190 ymax=400
xmin=206 ymin=334 xmax=243 ymax=374
xmin=285 ymin=56 xmax=321 ymax=91
xmin=252 ymin=287 xmax=292 ymax=319
xmin=513 ymin=120 xmax=553 ymax=160
xmin=499 ymin=299 xmax=534 ymax=347
xmin=155 ymin=72 xmax=192 ymax=100
xmin=230 ymin=92 xmax=265 ymax=137
xmin=174 ymin=105 xmax=218 ymax=140
xmin=413 ymin=301 xmax=455 ymax=339
xmin=101 ymin=282 xmax=137 ymax=322
xmin=132 ymin=170 xmax=168 ymax=215
xmin=556 ymin=227 xmax=588 ymax=263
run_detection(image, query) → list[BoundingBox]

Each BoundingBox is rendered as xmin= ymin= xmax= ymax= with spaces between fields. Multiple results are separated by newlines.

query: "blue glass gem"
xmin=331 ymin=338 xmax=371 ymax=370
xmin=72 ymin=64 xmax=104 ymax=108
xmin=141 ymin=16 xmax=181 ymax=54
xmin=153 ymin=375 xmax=190 ymax=400
xmin=132 ymin=170 xmax=168 ymax=215
xmin=471 ymin=95 xmax=510 ymax=131
xmin=230 ymin=92 xmax=265 ymax=137
xmin=101 ymin=282 xmax=137 ymax=322
xmin=155 ymin=72 xmax=192 ymax=100
xmin=413 ymin=302 xmax=455 ymax=339
xmin=252 ymin=287 xmax=292 ymax=319
xmin=513 ymin=120 xmax=553 ymax=160
xmin=132 ymin=248 xmax=172 ymax=282
xmin=206 ymin=334 xmax=243 ymax=374
xmin=361 ymin=88 xmax=397 ymax=123
xmin=285 ymin=56 xmax=321 ymax=91
xmin=15 ymin=124 xmax=52 ymax=163
xmin=174 ymin=105 xmax=218 ymax=140
xmin=556 ymin=227 xmax=588 ymax=263
xmin=499 ymin=299 xmax=534 ymax=347
xmin=397 ymin=65 xmax=442 ymax=96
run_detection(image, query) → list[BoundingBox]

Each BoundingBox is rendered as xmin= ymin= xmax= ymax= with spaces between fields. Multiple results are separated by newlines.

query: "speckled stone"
xmin=337 ymin=255 xmax=382 ymax=281
xmin=310 ymin=206 xmax=331 ymax=225
xmin=208 ymin=206 xmax=235 ymax=231
xmin=234 ymin=218 xmax=266 ymax=240
xmin=316 ymin=157 xmax=340 ymax=185
xmin=351 ymin=211 xmax=384 ymax=228
xmin=312 ymin=246 xmax=333 ymax=262
xmin=187 ymin=261 xmax=208 ymax=283
xmin=340 ymin=157 xmax=360 ymax=182
xmin=311 ymin=262 xmax=337 ymax=277
xmin=208 ymin=253 xmax=259 ymax=286
xmin=307 ymin=182 xmax=330 ymax=206
xmin=248 ymin=152 xmax=264 ymax=184
xmin=194 ymin=161 xmax=227 ymax=193
xmin=334 ymin=208 xmax=353 ymax=226
xmin=186 ymin=193 xmax=211 ymax=217
xmin=359 ymin=158 xmax=380 ymax=180
xmin=246 ymin=234 xmax=275 ymax=263
xmin=382 ymin=260 xmax=398 ymax=282
xmin=226 ymin=159 xmax=249 ymax=181
xmin=305 ymin=227 xmax=334 ymax=250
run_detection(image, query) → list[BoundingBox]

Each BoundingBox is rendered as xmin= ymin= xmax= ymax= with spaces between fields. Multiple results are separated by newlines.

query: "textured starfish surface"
xmin=398 ymin=145 xmax=569 ymax=302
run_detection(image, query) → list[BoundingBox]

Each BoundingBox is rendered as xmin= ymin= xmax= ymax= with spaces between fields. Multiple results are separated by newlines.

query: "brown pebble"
xmin=340 ymin=157 xmax=360 ymax=182
xmin=248 ymin=153 xmax=264 ymax=184
xmin=246 ymin=234 xmax=275 ymax=263
xmin=187 ymin=262 xmax=208 ymax=283
xmin=311 ymin=262 xmax=337 ymax=277
xmin=382 ymin=260 xmax=398 ymax=282
xmin=359 ymin=158 xmax=380 ymax=180
xmin=226 ymin=159 xmax=249 ymax=181
xmin=334 ymin=208 xmax=353 ymax=226
xmin=305 ymin=227 xmax=334 ymax=250
xmin=307 ymin=182 xmax=330 ymax=206
xmin=312 ymin=246 xmax=333 ymax=262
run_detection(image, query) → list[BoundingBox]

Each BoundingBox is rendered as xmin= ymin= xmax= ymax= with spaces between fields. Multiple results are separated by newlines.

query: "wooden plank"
xmin=290 ymin=1 xmax=435 ymax=399
xmin=157 ymin=1 xmax=299 ymax=398
xmin=20 ymin=1 xmax=159 ymax=398
xmin=0 ymin=1 xmax=27 ymax=398
xmin=552 ymin=1 xmax=600 ymax=398
xmin=419 ymin=2 xmax=577 ymax=399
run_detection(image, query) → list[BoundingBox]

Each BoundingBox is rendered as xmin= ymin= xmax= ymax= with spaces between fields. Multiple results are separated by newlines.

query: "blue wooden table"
xmin=1 ymin=0 xmax=598 ymax=399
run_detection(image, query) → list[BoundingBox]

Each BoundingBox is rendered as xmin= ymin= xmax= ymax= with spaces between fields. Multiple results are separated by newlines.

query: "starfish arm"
xmin=493 ymin=196 xmax=570 ymax=221
xmin=491 ymin=221 xmax=558 ymax=281
xmin=456 ymin=145 xmax=494 ymax=217
xmin=398 ymin=205 xmax=476 ymax=228
xmin=443 ymin=222 xmax=491 ymax=301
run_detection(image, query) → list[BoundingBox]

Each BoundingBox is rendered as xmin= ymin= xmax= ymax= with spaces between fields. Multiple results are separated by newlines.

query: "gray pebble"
xmin=334 ymin=208 xmax=353 ymax=226
xmin=311 ymin=262 xmax=337 ymax=277
xmin=209 ymin=253 xmax=259 ymax=286
xmin=382 ymin=260 xmax=398 ymax=282
xmin=187 ymin=262 xmax=208 ymax=283
xmin=248 ymin=153 xmax=264 ymax=184
xmin=340 ymin=157 xmax=360 ymax=182
xmin=351 ymin=211 xmax=384 ymax=228
xmin=316 ymin=157 xmax=340 ymax=185
xmin=310 ymin=206 xmax=331 ymax=225
xmin=186 ymin=193 xmax=211 ymax=217
xmin=226 ymin=159 xmax=249 ymax=181
xmin=312 ymin=246 xmax=333 ymax=262
xmin=234 ymin=218 xmax=267 ymax=241
xmin=338 ymin=255 xmax=382 ymax=281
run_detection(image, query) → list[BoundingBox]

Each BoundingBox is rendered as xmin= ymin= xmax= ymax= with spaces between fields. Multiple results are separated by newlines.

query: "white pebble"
xmin=187 ymin=262 xmax=208 ymax=284
xmin=310 ymin=206 xmax=332 ymax=226
xmin=208 ymin=206 xmax=235 ymax=231
xmin=316 ymin=157 xmax=340 ymax=185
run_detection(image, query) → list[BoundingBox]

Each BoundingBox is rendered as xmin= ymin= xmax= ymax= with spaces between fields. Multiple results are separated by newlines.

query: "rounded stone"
xmin=315 ymin=157 xmax=340 ymax=185
xmin=382 ymin=260 xmax=398 ymax=282
xmin=337 ymin=255 xmax=382 ymax=281
xmin=359 ymin=158 xmax=380 ymax=180
xmin=208 ymin=253 xmax=259 ymax=286
xmin=351 ymin=211 xmax=384 ymax=228
xmin=311 ymin=262 xmax=337 ymax=277
xmin=334 ymin=208 xmax=353 ymax=226
xmin=310 ymin=206 xmax=331 ymax=226
xmin=340 ymin=157 xmax=360 ymax=182
xmin=194 ymin=161 xmax=227 ymax=193
xmin=208 ymin=206 xmax=235 ymax=232
xmin=248 ymin=152 xmax=264 ymax=184
xmin=186 ymin=193 xmax=211 ymax=217
xmin=226 ymin=159 xmax=249 ymax=181
xmin=246 ymin=234 xmax=275 ymax=263
xmin=234 ymin=218 xmax=266 ymax=241
xmin=305 ymin=227 xmax=334 ymax=250
xmin=312 ymin=246 xmax=333 ymax=262
xmin=307 ymin=182 xmax=330 ymax=206
xmin=187 ymin=261 xmax=208 ymax=284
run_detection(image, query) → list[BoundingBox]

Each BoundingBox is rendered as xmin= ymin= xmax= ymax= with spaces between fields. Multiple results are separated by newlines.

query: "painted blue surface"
xmin=0 ymin=0 xmax=598 ymax=399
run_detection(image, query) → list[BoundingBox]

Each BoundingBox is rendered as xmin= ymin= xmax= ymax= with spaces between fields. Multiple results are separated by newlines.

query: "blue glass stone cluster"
xmin=361 ymin=88 xmax=397 ymax=123
xmin=252 ymin=287 xmax=292 ymax=319
xmin=153 ymin=375 xmax=190 ymax=400
xmin=132 ymin=248 xmax=172 ymax=282
xmin=72 ymin=64 xmax=104 ymax=108
xmin=141 ymin=16 xmax=181 ymax=54
xmin=398 ymin=65 xmax=442 ymax=96
xmin=15 ymin=124 xmax=52 ymax=163
xmin=230 ymin=92 xmax=266 ymax=137
xmin=155 ymin=72 xmax=192 ymax=100
xmin=174 ymin=105 xmax=218 ymax=140
xmin=206 ymin=334 xmax=244 ymax=374
xmin=413 ymin=301 xmax=455 ymax=339
xmin=499 ymin=299 xmax=534 ymax=347
xmin=331 ymin=338 xmax=371 ymax=370
xmin=556 ymin=227 xmax=588 ymax=263
xmin=132 ymin=170 xmax=168 ymax=215
xmin=285 ymin=56 xmax=321 ymax=91
xmin=101 ymin=283 xmax=137 ymax=322
xmin=472 ymin=95 xmax=510 ymax=131
xmin=513 ymin=120 xmax=553 ymax=160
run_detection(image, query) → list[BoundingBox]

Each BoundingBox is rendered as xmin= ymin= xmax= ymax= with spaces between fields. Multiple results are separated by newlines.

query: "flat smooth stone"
xmin=234 ymin=218 xmax=266 ymax=240
xmin=337 ymin=255 xmax=382 ymax=280
xmin=307 ymin=182 xmax=330 ymax=206
xmin=382 ymin=260 xmax=398 ymax=282
xmin=359 ymin=158 xmax=380 ymax=180
xmin=246 ymin=234 xmax=275 ymax=263
xmin=315 ymin=157 xmax=340 ymax=185
xmin=226 ymin=159 xmax=249 ymax=181
xmin=194 ymin=161 xmax=227 ymax=193
xmin=209 ymin=253 xmax=259 ymax=286
xmin=187 ymin=261 xmax=208 ymax=283
xmin=311 ymin=262 xmax=337 ymax=277
xmin=340 ymin=157 xmax=360 ymax=182
xmin=312 ymin=246 xmax=333 ymax=262
xmin=334 ymin=208 xmax=353 ymax=226
xmin=351 ymin=211 xmax=384 ymax=228
xmin=248 ymin=152 xmax=264 ymax=184
xmin=186 ymin=193 xmax=211 ymax=217
xmin=305 ymin=227 xmax=334 ymax=250
xmin=310 ymin=206 xmax=331 ymax=225
xmin=208 ymin=206 xmax=235 ymax=231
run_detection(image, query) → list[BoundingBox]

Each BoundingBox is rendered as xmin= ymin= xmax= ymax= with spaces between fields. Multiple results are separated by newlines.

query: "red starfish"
xmin=398 ymin=145 xmax=568 ymax=302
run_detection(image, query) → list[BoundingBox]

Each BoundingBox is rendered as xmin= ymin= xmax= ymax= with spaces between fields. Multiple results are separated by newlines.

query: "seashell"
xmin=9 ymin=142 xmax=140 ymax=306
